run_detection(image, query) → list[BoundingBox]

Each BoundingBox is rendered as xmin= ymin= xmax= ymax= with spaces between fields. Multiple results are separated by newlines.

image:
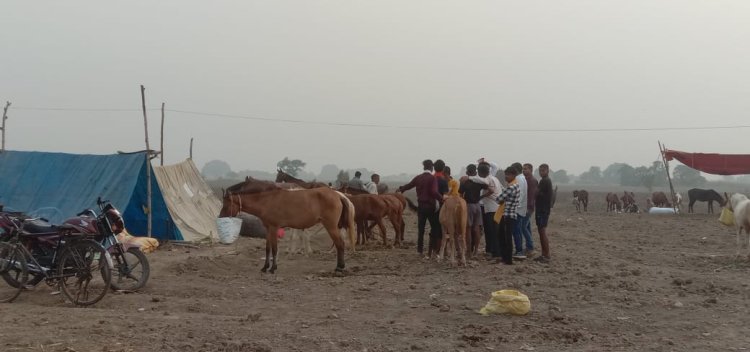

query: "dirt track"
xmin=1 ymin=190 xmax=749 ymax=351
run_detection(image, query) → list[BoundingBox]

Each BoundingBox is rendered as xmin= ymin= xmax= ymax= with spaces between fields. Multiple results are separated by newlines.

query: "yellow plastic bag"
xmin=718 ymin=208 xmax=735 ymax=227
xmin=479 ymin=289 xmax=531 ymax=316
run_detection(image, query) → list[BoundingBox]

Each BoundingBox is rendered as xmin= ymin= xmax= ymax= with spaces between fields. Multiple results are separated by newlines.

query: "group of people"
xmin=397 ymin=158 xmax=553 ymax=265
xmin=347 ymin=171 xmax=388 ymax=195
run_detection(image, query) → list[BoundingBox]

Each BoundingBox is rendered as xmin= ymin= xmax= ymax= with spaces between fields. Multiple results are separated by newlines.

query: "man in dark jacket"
xmin=534 ymin=164 xmax=553 ymax=263
xmin=399 ymin=160 xmax=443 ymax=257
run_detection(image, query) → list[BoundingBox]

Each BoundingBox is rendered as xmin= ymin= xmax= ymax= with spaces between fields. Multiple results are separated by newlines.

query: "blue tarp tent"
xmin=0 ymin=150 xmax=183 ymax=240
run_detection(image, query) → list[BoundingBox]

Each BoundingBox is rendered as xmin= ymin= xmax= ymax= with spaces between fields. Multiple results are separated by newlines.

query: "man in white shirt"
xmin=365 ymin=174 xmax=380 ymax=195
xmin=470 ymin=161 xmax=502 ymax=258
xmin=511 ymin=162 xmax=533 ymax=259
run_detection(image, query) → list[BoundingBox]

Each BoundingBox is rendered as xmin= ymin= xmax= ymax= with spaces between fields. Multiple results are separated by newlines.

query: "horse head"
xmin=219 ymin=191 xmax=239 ymax=217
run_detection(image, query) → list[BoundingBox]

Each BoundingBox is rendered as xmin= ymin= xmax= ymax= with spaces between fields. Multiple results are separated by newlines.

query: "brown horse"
xmin=380 ymin=194 xmax=406 ymax=245
xmin=275 ymin=169 xmax=328 ymax=189
xmin=219 ymin=184 xmax=356 ymax=273
xmin=438 ymin=196 xmax=468 ymax=266
xmin=606 ymin=192 xmax=621 ymax=212
xmin=651 ymin=192 xmax=671 ymax=208
xmin=347 ymin=194 xmax=390 ymax=245
xmin=573 ymin=190 xmax=589 ymax=212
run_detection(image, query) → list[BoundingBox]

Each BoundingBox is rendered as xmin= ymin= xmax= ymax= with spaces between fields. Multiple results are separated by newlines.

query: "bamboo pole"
xmin=141 ymin=85 xmax=152 ymax=237
xmin=160 ymin=102 xmax=165 ymax=166
xmin=189 ymin=137 xmax=193 ymax=159
xmin=1 ymin=101 xmax=10 ymax=153
xmin=659 ymin=141 xmax=678 ymax=213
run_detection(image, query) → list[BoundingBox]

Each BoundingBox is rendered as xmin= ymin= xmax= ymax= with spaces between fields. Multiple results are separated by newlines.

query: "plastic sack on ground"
xmin=117 ymin=230 xmax=159 ymax=253
xmin=479 ymin=289 xmax=531 ymax=316
xmin=719 ymin=208 xmax=735 ymax=226
xmin=648 ymin=207 xmax=677 ymax=215
xmin=216 ymin=217 xmax=243 ymax=244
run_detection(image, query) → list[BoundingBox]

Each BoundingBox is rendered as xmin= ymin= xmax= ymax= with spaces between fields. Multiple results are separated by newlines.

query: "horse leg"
xmin=269 ymin=226 xmax=279 ymax=274
xmin=377 ymin=219 xmax=388 ymax=246
xmin=323 ymin=222 xmax=346 ymax=272
xmin=303 ymin=229 xmax=313 ymax=255
xmin=708 ymin=201 xmax=713 ymax=214
xmin=261 ymin=231 xmax=272 ymax=273
xmin=689 ymin=200 xmax=695 ymax=213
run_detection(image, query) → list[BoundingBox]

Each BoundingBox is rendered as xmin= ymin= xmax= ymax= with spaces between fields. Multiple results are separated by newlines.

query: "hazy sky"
xmin=2 ymin=1 xmax=749 ymax=177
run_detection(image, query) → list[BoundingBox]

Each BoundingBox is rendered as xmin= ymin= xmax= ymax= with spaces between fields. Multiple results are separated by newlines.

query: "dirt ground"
xmin=1 ymin=189 xmax=749 ymax=352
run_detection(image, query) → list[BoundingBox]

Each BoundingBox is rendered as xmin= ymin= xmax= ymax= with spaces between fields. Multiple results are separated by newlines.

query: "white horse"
xmin=724 ymin=193 xmax=750 ymax=261
xmin=673 ymin=193 xmax=683 ymax=211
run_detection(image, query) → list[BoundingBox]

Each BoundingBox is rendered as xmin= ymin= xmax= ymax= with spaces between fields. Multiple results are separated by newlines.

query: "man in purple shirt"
xmin=398 ymin=160 xmax=443 ymax=257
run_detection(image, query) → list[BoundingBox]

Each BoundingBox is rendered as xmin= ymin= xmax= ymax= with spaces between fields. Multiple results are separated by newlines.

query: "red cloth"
xmin=663 ymin=149 xmax=750 ymax=175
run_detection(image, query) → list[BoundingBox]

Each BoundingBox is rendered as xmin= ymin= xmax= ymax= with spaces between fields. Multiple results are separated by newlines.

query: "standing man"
xmin=349 ymin=171 xmax=365 ymax=190
xmin=495 ymin=166 xmax=522 ymax=265
xmin=534 ymin=164 xmax=553 ymax=263
xmin=433 ymin=159 xmax=450 ymax=196
xmin=459 ymin=164 xmax=488 ymax=257
xmin=523 ymin=163 xmax=538 ymax=257
xmin=471 ymin=162 xmax=501 ymax=258
xmin=398 ymin=160 xmax=443 ymax=258
xmin=365 ymin=174 xmax=380 ymax=195
xmin=511 ymin=162 xmax=530 ymax=259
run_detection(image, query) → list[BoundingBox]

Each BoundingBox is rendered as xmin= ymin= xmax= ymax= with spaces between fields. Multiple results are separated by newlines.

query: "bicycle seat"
xmin=22 ymin=219 xmax=58 ymax=234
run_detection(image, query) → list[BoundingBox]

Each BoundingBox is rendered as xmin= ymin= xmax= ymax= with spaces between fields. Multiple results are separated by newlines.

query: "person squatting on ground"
xmin=459 ymin=164 xmax=488 ymax=257
xmin=511 ymin=162 xmax=532 ymax=259
xmin=398 ymin=160 xmax=443 ymax=258
xmin=534 ymin=163 xmax=553 ymax=263
xmin=494 ymin=166 xmax=522 ymax=265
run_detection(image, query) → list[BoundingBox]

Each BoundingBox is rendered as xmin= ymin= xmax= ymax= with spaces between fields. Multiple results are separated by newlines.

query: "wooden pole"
xmin=1 ymin=101 xmax=10 ymax=153
xmin=141 ymin=85 xmax=152 ymax=237
xmin=658 ymin=141 xmax=678 ymax=213
xmin=160 ymin=102 xmax=165 ymax=166
xmin=189 ymin=137 xmax=193 ymax=159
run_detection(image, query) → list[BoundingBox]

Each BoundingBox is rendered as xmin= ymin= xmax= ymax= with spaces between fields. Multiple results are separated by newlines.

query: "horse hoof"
xmin=261 ymin=267 xmax=268 ymax=273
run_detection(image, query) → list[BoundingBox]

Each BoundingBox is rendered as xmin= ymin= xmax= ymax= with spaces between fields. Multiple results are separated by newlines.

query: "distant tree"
xmin=551 ymin=169 xmax=570 ymax=184
xmin=201 ymin=160 xmax=232 ymax=179
xmin=673 ymin=165 xmax=706 ymax=187
xmin=603 ymin=163 xmax=629 ymax=184
xmin=319 ymin=164 xmax=340 ymax=181
xmin=276 ymin=157 xmax=306 ymax=177
xmin=578 ymin=166 xmax=603 ymax=184
xmin=618 ymin=164 xmax=639 ymax=186
xmin=336 ymin=170 xmax=350 ymax=187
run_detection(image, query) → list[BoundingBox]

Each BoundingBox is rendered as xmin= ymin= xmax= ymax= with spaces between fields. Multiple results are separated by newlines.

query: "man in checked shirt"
xmin=495 ymin=166 xmax=522 ymax=265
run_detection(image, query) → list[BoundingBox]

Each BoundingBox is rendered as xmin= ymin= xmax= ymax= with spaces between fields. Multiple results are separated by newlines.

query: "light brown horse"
xmin=438 ymin=196 xmax=468 ymax=266
xmin=219 ymin=184 xmax=356 ymax=273
xmin=380 ymin=194 xmax=406 ymax=245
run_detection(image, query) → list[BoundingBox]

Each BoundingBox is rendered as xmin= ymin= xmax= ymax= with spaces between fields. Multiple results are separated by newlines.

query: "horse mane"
xmin=226 ymin=177 xmax=283 ymax=195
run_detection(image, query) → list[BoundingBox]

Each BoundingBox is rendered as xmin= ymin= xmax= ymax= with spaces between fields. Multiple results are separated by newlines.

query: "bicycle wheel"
xmin=0 ymin=242 xmax=28 ymax=303
xmin=110 ymin=247 xmax=150 ymax=291
xmin=57 ymin=240 xmax=112 ymax=306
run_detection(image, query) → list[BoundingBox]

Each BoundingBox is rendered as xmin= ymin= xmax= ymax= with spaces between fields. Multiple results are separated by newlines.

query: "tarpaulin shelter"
xmin=153 ymin=159 xmax=220 ymax=242
xmin=0 ymin=150 xmax=219 ymax=242
xmin=662 ymin=149 xmax=750 ymax=176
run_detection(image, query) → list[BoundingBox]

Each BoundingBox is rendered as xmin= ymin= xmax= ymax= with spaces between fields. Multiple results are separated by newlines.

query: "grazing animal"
xmin=219 ymin=185 xmax=356 ymax=273
xmin=621 ymin=191 xmax=638 ymax=213
xmin=437 ymin=196 xmax=468 ymax=266
xmin=651 ymin=192 xmax=671 ymax=208
xmin=687 ymin=188 xmax=726 ymax=214
xmin=573 ymin=190 xmax=589 ymax=212
xmin=606 ymin=192 xmax=621 ymax=212
xmin=724 ymin=192 xmax=750 ymax=261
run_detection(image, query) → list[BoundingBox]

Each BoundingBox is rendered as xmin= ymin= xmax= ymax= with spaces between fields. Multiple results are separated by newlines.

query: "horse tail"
xmin=336 ymin=191 xmax=357 ymax=252
xmin=405 ymin=198 xmax=419 ymax=212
